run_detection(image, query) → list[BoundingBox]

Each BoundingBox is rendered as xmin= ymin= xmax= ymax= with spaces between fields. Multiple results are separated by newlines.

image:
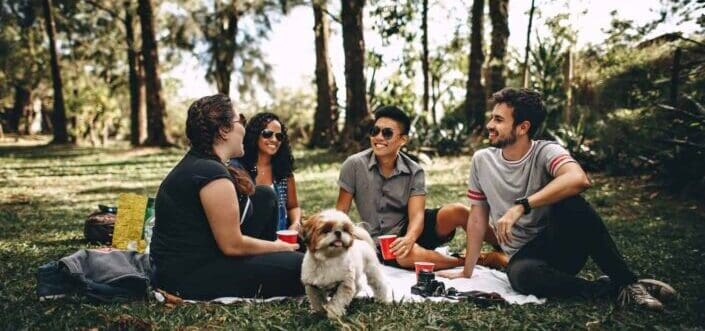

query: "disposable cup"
xmin=414 ymin=262 xmax=435 ymax=278
xmin=378 ymin=235 xmax=397 ymax=260
xmin=277 ymin=230 xmax=298 ymax=244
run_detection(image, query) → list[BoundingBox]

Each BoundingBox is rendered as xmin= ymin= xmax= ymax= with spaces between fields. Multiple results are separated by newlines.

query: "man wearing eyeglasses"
xmin=335 ymin=105 xmax=505 ymax=270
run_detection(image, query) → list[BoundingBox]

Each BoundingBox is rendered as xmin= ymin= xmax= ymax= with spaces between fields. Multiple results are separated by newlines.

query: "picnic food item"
xmin=112 ymin=194 xmax=154 ymax=253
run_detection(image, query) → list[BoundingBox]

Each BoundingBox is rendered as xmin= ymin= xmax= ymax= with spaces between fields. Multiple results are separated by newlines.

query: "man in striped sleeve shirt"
xmin=438 ymin=88 xmax=675 ymax=310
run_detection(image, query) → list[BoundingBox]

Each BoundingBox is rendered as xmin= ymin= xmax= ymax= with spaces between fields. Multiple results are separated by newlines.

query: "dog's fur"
xmin=300 ymin=209 xmax=390 ymax=319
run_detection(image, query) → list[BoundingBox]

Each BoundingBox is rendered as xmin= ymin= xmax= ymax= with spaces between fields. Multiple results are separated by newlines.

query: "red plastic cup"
xmin=378 ymin=235 xmax=397 ymax=260
xmin=277 ymin=230 xmax=298 ymax=244
xmin=414 ymin=262 xmax=435 ymax=279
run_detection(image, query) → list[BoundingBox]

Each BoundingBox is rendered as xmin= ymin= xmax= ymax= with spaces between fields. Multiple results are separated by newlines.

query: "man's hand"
xmin=496 ymin=205 xmax=524 ymax=245
xmin=389 ymin=236 xmax=415 ymax=258
xmin=437 ymin=269 xmax=471 ymax=280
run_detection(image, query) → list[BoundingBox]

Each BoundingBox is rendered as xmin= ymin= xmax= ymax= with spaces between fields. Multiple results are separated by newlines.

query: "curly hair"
xmin=185 ymin=94 xmax=254 ymax=195
xmin=239 ymin=112 xmax=295 ymax=181
xmin=490 ymin=87 xmax=546 ymax=138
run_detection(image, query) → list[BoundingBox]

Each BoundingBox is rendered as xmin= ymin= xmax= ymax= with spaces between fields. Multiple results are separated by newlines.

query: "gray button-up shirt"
xmin=337 ymin=148 xmax=426 ymax=239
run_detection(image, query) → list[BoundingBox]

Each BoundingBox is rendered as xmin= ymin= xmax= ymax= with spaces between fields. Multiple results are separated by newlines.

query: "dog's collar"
xmin=310 ymin=281 xmax=342 ymax=293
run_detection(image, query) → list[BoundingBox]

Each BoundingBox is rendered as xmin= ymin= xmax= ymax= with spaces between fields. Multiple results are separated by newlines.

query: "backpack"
xmin=84 ymin=205 xmax=117 ymax=244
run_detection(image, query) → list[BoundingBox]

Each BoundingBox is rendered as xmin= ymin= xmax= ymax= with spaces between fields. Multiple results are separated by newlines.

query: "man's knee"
xmin=506 ymin=259 xmax=547 ymax=295
xmin=437 ymin=203 xmax=469 ymax=226
xmin=395 ymin=244 xmax=422 ymax=268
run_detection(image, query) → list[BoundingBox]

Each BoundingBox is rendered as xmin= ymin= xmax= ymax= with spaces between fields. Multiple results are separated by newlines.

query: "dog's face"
xmin=302 ymin=209 xmax=355 ymax=258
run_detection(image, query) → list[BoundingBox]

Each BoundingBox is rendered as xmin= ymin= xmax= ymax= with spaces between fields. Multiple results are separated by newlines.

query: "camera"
xmin=411 ymin=270 xmax=446 ymax=297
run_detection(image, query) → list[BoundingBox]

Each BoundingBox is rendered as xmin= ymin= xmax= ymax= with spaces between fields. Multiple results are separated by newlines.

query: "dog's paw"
xmin=323 ymin=303 xmax=345 ymax=319
xmin=376 ymin=292 xmax=392 ymax=304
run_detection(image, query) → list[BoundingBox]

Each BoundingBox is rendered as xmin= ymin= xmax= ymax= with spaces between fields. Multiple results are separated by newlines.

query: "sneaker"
xmin=476 ymin=251 xmax=509 ymax=270
xmin=638 ymin=279 xmax=677 ymax=302
xmin=617 ymin=283 xmax=663 ymax=311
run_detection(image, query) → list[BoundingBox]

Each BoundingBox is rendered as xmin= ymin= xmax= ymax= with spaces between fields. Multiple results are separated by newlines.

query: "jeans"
xmin=506 ymin=195 xmax=637 ymax=298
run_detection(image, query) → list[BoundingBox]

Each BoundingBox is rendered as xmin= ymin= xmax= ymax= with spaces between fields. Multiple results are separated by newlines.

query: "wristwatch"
xmin=514 ymin=198 xmax=531 ymax=215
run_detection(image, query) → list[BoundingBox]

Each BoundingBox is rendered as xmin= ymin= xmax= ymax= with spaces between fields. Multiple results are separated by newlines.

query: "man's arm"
xmin=496 ymin=162 xmax=592 ymax=244
xmin=390 ymin=195 xmax=425 ymax=258
xmin=438 ymin=203 xmax=490 ymax=279
xmin=335 ymin=188 xmax=353 ymax=214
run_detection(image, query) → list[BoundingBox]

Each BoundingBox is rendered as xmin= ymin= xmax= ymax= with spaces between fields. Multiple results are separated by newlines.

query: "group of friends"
xmin=149 ymin=87 xmax=675 ymax=311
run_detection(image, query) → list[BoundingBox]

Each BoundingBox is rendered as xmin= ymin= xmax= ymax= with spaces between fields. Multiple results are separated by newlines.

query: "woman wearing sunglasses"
xmin=150 ymin=95 xmax=303 ymax=300
xmin=234 ymin=112 xmax=302 ymax=233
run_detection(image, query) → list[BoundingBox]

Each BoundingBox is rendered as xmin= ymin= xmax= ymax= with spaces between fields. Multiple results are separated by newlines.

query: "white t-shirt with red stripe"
xmin=467 ymin=140 xmax=576 ymax=257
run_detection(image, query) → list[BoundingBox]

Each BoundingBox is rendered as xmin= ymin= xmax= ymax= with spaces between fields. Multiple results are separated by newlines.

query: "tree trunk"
xmin=562 ymin=50 xmax=573 ymax=124
xmin=340 ymin=0 xmax=370 ymax=151
xmin=670 ymin=47 xmax=681 ymax=108
xmin=211 ymin=0 xmax=239 ymax=95
xmin=138 ymin=0 xmax=170 ymax=146
xmin=8 ymin=85 xmax=31 ymax=134
xmin=42 ymin=0 xmax=70 ymax=144
xmin=464 ymin=0 xmax=486 ymax=132
xmin=421 ymin=0 xmax=430 ymax=119
xmin=125 ymin=1 xmax=147 ymax=146
xmin=309 ymin=0 xmax=339 ymax=148
xmin=522 ymin=0 xmax=536 ymax=88
xmin=488 ymin=0 xmax=509 ymax=94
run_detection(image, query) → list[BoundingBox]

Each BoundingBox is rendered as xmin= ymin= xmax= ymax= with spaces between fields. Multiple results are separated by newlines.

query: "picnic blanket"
xmin=155 ymin=264 xmax=545 ymax=305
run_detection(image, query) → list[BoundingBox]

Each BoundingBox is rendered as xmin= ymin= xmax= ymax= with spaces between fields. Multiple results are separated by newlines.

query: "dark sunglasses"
xmin=261 ymin=129 xmax=284 ymax=141
xmin=369 ymin=126 xmax=396 ymax=140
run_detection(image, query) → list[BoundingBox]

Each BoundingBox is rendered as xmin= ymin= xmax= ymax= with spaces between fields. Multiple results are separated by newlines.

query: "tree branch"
xmin=84 ymin=0 xmax=126 ymax=24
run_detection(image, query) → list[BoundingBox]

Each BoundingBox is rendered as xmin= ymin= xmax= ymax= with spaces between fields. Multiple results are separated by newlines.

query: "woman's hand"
xmin=275 ymin=239 xmax=299 ymax=251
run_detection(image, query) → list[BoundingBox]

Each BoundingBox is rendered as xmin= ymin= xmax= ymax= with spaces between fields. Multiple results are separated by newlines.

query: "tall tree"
xmin=488 ymin=0 xmax=509 ymax=94
xmin=42 ymin=0 xmax=69 ymax=144
xmin=464 ymin=0 xmax=486 ymax=132
xmin=340 ymin=0 xmax=370 ymax=150
xmin=309 ymin=0 xmax=338 ymax=148
xmin=138 ymin=0 xmax=170 ymax=146
xmin=522 ymin=0 xmax=536 ymax=88
xmin=421 ymin=0 xmax=430 ymax=118
xmin=124 ymin=1 xmax=147 ymax=146
xmin=204 ymin=0 xmax=239 ymax=94
xmin=83 ymin=0 xmax=150 ymax=146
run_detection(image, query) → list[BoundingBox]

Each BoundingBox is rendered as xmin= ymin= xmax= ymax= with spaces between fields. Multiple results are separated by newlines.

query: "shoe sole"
xmin=639 ymin=279 xmax=677 ymax=302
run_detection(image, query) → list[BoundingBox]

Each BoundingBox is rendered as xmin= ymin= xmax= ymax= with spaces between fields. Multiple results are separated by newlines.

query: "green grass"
xmin=1 ymin=139 xmax=704 ymax=329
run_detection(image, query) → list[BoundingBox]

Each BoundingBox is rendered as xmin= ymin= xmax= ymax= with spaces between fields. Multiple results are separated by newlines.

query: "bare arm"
xmin=285 ymin=175 xmax=302 ymax=230
xmin=335 ymin=188 xmax=353 ymax=214
xmin=497 ymin=162 xmax=592 ymax=244
xmin=390 ymin=195 xmax=425 ymax=258
xmin=200 ymin=178 xmax=298 ymax=256
xmin=438 ymin=203 xmax=490 ymax=279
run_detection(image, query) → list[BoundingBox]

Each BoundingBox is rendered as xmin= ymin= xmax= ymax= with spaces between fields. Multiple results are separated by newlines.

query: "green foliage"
xmin=0 ymin=144 xmax=704 ymax=329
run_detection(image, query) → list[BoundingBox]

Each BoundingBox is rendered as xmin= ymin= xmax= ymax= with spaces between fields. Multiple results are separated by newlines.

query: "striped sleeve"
xmin=467 ymin=155 xmax=489 ymax=206
xmin=541 ymin=143 xmax=576 ymax=177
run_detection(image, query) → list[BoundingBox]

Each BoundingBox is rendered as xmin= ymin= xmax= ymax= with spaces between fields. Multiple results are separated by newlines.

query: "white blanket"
xmin=155 ymin=265 xmax=545 ymax=305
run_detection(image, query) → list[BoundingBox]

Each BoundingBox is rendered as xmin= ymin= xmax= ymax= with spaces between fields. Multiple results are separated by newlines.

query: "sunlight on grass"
xmin=0 ymin=145 xmax=703 ymax=329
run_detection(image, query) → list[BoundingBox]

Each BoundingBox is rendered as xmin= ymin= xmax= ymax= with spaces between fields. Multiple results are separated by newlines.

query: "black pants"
xmin=506 ymin=195 xmax=637 ymax=299
xmin=175 ymin=186 xmax=304 ymax=300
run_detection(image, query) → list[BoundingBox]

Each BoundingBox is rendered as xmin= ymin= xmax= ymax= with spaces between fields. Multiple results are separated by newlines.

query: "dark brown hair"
xmin=185 ymin=94 xmax=254 ymax=195
xmin=490 ymin=88 xmax=546 ymax=138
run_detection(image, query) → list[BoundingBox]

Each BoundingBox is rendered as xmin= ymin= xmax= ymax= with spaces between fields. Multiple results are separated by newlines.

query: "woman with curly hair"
xmin=233 ymin=112 xmax=302 ymax=232
xmin=150 ymin=94 xmax=304 ymax=300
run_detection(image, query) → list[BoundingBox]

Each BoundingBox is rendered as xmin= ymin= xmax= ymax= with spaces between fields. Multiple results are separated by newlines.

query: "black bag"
xmin=84 ymin=205 xmax=117 ymax=244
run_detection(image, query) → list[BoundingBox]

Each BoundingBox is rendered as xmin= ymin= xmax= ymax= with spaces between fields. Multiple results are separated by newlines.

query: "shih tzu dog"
xmin=300 ymin=209 xmax=391 ymax=319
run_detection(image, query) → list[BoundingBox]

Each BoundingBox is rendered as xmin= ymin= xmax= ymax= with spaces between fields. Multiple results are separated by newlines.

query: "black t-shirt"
xmin=150 ymin=150 xmax=236 ymax=279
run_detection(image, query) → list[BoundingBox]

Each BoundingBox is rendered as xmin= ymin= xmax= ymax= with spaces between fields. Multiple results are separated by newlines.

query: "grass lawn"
xmin=1 ymin=138 xmax=704 ymax=329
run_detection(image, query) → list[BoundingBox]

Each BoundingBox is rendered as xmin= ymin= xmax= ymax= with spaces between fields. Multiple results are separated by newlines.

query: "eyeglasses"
xmin=369 ymin=126 xmax=396 ymax=140
xmin=260 ymin=129 xmax=284 ymax=141
xmin=232 ymin=114 xmax=247 ymax=126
